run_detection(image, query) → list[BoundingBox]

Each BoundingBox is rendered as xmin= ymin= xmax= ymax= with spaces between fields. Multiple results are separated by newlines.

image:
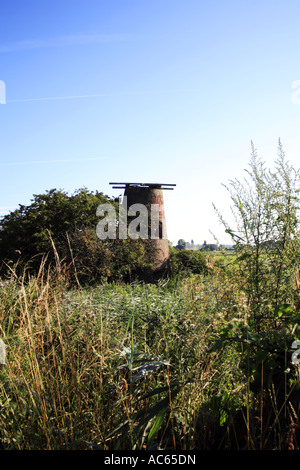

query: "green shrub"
xmin=169 ymin=248 xmax=209 ymax=279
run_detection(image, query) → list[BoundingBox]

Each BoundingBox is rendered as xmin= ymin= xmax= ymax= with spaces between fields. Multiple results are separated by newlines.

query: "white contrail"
xmin=0 ymin=33 xmax=128 ymax=53
xmin=0 ymin=157 xmax=106 ymax=166
xmin=6 ymin=93 xmax=110 ymax=103
xmin=6 ymin=90 xmax=169 ymax=103
xmin=6 ymin=88 xmax=198 ymax=104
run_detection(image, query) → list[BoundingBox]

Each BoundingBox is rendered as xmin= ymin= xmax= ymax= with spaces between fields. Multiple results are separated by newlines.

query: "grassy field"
xmin=0 ymin=254 xmax=299 ymax=450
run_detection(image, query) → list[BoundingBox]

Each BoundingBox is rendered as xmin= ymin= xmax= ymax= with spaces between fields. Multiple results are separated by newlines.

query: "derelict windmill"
xmin=109 ymin=182 xmax=176 ymax=273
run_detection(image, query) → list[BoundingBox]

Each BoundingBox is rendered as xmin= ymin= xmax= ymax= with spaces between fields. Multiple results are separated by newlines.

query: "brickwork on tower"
xmin=109 ymin=182 xmax=176 ymax=272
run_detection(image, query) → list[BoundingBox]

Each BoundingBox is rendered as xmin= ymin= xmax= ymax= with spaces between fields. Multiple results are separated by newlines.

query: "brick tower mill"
xmin=109 ymin=182 xmax=176 ymax=274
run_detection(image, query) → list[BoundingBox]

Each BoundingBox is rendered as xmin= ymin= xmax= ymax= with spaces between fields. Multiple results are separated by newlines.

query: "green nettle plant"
xmin=211 ymin=141 xmax=300 ymax=448
xmin=214 ymin=140 xmax=300 ymax=331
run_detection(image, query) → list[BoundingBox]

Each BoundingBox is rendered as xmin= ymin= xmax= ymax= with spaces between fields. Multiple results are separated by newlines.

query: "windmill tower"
xmin=109 ymin=182 xmax=175 ymax=272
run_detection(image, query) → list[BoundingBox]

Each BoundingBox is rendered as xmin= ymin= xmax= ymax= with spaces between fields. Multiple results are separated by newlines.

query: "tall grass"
xmin=0 ymin=256 xmax=299 ymax=450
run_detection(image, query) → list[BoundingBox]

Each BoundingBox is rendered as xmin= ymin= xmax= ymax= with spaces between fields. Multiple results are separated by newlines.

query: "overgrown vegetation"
xmin=0 ymin=187 xmax=208 ymax=284
xmin=0 ymin=140 xmax=300 ymax=450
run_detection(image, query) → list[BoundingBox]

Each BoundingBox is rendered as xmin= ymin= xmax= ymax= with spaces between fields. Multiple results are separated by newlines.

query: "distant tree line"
xmin=173 ymin=239 xmax=234 ymax=251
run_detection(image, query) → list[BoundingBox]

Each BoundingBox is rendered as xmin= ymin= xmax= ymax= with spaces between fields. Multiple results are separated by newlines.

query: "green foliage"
xmin=1 ymin=245 xmax=300 ymax=449
xmin=214 ymin=140 xmax=300 ymax=331
xmin=105 ymin=317 xmax=182 ymax=450
xmin=0 ymin=272 xmax=209 ymax=450
xmin=169 ymin=248 xmax=208 ymax=279
xmin=64 ymin=227 xmax=156 ymax=285
xmin=209 ymin=141 xmax=300 ymax=448
xmin=176 ymin=239 xmax=186 ymax=249
xmin=0 ymin=188 xmax=157 ymax=284
xmin=2 ymin=141 xmax=300 ymax=450
xmin=0 ymin=187 xmax=116 ymax=272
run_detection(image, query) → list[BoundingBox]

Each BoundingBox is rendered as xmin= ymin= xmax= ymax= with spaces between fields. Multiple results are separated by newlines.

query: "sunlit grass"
xmin=0 ymin=258 xmax=299 ymax=450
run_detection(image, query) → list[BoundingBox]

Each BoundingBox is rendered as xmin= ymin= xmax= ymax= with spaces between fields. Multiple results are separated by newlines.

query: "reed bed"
xmin=0 ymin=258 xmax=299 ymax=450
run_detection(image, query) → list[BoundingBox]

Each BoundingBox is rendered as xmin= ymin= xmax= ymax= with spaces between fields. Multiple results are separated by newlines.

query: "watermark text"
xmin=96 ymin=197 xmax=166 ymax=240
xmin=291 ymin=80 xmax=300 ymax=104
xmin=0 ymin=80 xmax=6 ymax=104
xmin=0 ymin=340 xmax=6 ymax=364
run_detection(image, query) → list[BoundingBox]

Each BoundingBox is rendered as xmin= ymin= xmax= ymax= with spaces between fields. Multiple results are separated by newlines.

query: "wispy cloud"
xmin=6 ymin=91 xmax=154 ymax=103
xmin=7 ymin=93 xmax=110 ymax=103
xmin=6 ymin=89 xmax=198 ymax=104
xmin=0 ymin=157 xmax=106 ymax=166
xmin=0 ymin=32 xmax=128 ymax=53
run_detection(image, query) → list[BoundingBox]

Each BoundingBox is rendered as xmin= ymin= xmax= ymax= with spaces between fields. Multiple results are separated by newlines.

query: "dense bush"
xmin=0 ymin=187 xmax=117 ymax=273
xmin=64 ymin=227 xmax=156 ymax=285
xmin=169 ymin=248 xmax=209 ymax=278
xmin=0 ymin=188 xmax=211 ymax=285
xmin=0 ymin=188 xmax=158 ymax=284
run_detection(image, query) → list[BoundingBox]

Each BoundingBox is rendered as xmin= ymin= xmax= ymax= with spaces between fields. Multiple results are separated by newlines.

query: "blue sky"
xmin=1 ymin=0 xmax=300 ymax=245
